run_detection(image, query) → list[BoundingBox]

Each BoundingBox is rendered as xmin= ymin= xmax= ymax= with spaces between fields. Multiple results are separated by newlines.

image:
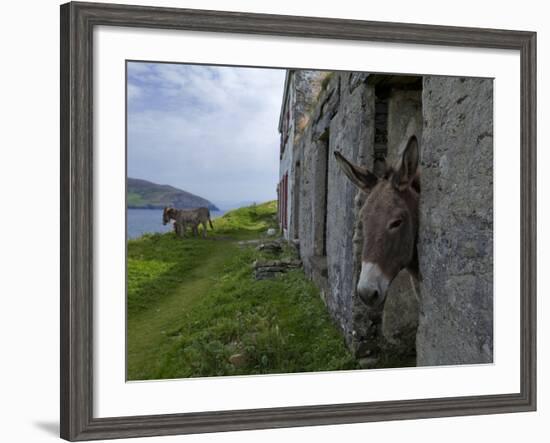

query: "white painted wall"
xmin=1 ymin=0 xmax=547 ymax=442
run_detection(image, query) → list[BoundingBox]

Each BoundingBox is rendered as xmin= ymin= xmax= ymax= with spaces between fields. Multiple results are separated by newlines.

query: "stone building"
xmin=277 ymin=70 xmax=493 ymax=366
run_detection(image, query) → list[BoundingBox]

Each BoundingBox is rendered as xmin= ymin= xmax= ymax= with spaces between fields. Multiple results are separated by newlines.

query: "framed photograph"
xmin=60 ymin=1 xmax=536 ymax=440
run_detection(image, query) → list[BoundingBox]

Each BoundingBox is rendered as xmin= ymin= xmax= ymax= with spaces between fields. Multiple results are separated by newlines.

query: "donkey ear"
xmin=392 ymin=136 xmax=419 ymax=191
xmin=334 ymin=151 xmax=378 ymax=192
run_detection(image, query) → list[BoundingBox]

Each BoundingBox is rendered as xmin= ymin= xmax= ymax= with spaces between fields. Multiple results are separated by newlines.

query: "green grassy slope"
xmin=127 ymin=201 xmax=357 ymax=380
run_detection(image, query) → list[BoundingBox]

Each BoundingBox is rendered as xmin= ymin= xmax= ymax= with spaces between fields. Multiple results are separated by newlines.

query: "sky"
xmin=127 ymin=61 xmax=286 ymax=208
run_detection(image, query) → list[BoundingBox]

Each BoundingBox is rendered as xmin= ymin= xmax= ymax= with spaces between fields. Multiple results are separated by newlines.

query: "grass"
xmin=212 ymin=200 xmax=278 ymax=238
xmin=127 ymin=201 xmax=357 ymax=380
xmin=320 ymin=72 xmax=335 ymax=91
xmin=127 ymin=192 xmax=146 ymax=207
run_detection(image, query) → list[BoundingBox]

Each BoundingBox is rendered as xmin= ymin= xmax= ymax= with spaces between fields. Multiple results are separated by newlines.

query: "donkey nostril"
xmin=357 ymin=287 xmax=380 ymax=306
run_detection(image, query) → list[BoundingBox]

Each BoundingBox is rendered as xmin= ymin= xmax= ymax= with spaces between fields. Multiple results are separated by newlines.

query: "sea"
xmin=127 ymin=208 xmax=228 ymax=240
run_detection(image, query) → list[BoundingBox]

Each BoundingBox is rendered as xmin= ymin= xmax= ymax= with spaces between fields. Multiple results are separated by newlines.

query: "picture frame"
xmin=60 ymin=1 xmax=536 ymax=441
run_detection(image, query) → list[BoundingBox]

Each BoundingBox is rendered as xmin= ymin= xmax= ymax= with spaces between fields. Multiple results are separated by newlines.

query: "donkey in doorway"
xmin=334 ymin=135 xmax=421 ymax=308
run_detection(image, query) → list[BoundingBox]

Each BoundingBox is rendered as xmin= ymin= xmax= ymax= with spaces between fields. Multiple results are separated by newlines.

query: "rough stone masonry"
xmin=417 ymin=76 xmax=493 ymax=365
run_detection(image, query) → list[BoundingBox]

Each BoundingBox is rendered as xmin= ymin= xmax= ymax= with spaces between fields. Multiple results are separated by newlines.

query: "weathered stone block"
xmin=417 ymin=76 xmax=493 ymax=366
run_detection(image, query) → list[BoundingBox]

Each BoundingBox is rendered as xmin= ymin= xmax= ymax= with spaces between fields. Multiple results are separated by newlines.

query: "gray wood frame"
xmin=60 ymin=1 xmax=536 ymax=440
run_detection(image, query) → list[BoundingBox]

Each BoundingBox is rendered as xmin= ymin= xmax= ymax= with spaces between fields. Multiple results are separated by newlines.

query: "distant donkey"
xmin=334 ymin=135 xmax=420 ymax=308
xmin=162 ymin=207 xmax=214 ymax=238
xmin=189 ymin=207 xmax=214 ymax=238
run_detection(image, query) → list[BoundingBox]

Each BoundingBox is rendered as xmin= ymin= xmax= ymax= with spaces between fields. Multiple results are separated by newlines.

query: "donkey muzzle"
xmin=357 ymin=262 xmax=389 ymax=307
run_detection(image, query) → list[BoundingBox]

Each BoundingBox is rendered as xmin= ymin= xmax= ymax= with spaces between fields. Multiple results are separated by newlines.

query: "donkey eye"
xmin=388 ymin=219 xmax=403 ymax=230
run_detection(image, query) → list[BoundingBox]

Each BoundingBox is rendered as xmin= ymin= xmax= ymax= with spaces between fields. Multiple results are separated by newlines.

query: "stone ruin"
xmin=251 ymin=240 xmax=302 ymax=280
xmin=277 ymin=70 xmax=493 ymax=367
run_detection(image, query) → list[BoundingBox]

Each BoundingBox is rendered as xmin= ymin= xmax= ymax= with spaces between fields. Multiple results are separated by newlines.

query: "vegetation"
xmin=211 ymin=201 xmax=277 ymax=237
xmin=127 ymin=177 xmax=218 ymax=210
xmin=320 ymin=71 xmax=335 ymax=91
xmin=127 ymin=201 xmax=357 ymax=380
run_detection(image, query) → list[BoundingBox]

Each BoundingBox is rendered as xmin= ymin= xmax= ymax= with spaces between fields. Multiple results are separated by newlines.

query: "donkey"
xmin=162 ymin=207 xmax=188 ymax=237
xmin=334 ymin=135 xmax=420 ymax=308
xmin=191 ymin=207 xmax=214 ymax=238
xmin=162 ymin=207 xmax=214 ymax=238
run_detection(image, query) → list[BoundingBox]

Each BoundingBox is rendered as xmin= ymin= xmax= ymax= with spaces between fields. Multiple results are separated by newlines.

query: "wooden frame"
xmin=60 ymin=1 xmax=536 ymax=440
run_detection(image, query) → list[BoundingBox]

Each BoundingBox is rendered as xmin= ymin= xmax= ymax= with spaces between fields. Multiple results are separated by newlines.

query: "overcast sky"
xmin=127 ymin=62 xmax=286 ymax=208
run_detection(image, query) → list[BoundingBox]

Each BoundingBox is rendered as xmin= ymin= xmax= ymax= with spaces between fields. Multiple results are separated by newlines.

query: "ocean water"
xmin=127 ymin=208 xmax=226 ymax=240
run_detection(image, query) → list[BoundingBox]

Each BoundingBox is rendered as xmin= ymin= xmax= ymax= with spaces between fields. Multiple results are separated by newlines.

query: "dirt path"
xmin=127 ymin=238 xmax=238 ymax=380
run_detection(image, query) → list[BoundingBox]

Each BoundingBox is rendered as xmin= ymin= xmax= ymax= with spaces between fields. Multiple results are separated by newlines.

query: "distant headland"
xmin=127 ymin=177 xmax=219 ymax=211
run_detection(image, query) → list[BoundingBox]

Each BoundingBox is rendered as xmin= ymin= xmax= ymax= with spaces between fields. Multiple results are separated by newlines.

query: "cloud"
xmin=127 ymin=62 xmax=286 ymax=208
xmin=127 ymin=83 xmax=142 ymax=101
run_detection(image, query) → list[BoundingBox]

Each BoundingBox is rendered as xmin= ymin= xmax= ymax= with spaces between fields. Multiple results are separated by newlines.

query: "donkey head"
xmin=162 ymin=207 xmax=175 ymax=225
xmin=334 ymin=136 xmax=420 ymax=307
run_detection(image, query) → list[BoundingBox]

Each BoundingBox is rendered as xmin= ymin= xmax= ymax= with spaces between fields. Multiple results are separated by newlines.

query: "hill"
xmin=127 ymin=178 xmax=219 ymax=210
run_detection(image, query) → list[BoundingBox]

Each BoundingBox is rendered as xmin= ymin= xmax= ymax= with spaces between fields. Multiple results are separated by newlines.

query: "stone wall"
xmin=417 ymin=76 xmax=493 ymax=365
xmin=295 ymin=72 xmax=367 ymax=341
xmin=279 ymin=70 xmax=327 ymax=240
xmin=326 ymin=73 xmax=371 ymax=343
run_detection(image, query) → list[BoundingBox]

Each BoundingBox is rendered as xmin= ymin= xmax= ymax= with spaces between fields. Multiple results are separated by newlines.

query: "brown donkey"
xmin=334 ymin=135 xmax=420 ymax=308
xmin=163 ymin=207 xmax=214 ymax=238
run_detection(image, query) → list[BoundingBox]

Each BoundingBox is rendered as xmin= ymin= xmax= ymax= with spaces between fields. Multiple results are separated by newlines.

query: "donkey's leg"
xmin=202 ymin=221 xmax=207 ymax=238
